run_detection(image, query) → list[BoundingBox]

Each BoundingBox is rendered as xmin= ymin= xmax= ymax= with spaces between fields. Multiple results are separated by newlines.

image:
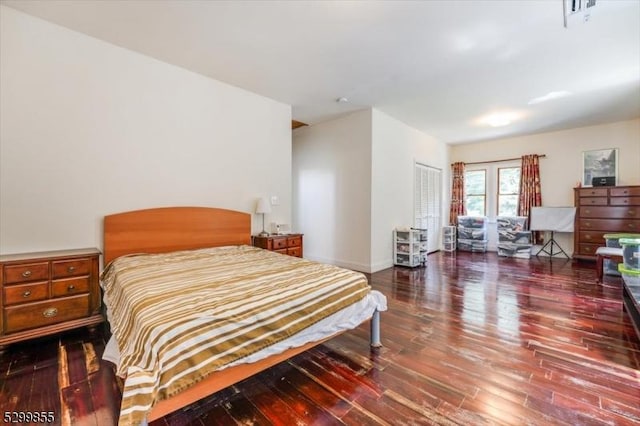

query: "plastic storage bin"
xmin=602 ymin=233 xmax=636 ymax=276
xmin=393 ymin=228 xmax=427 ymax=267
xmin=619 ymin=263 xmax=640 ymax=288
xmin=457 ymin=216 xmax=488 ymax=253
xmin=497 ymin=216 xmax=532 ymax=259
xmin=619 ymin=238 xmax=640 ymax=271
xmin=442 ymin=226 xmax=456 ymax=252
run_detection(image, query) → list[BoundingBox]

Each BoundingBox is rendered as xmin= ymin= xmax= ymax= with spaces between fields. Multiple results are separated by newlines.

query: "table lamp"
xmin=256 ymin=197 xmax=271 ymax=237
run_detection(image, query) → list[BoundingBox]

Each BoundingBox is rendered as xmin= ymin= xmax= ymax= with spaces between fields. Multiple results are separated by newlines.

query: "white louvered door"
xmin=414 ymin=163 xmax=442 ymax=253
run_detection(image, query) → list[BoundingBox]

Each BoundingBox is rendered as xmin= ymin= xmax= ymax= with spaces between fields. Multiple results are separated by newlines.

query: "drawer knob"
xmin=585 ymin=209 xmax=591 ymax=214
xmin=22 ymin=290 xmax=31 ymax=298
xmin=43 ymin=308 xmax=58 ymax=318
xmin=67 ymin=285 xmax=75 ymax=292
xmin=22 ymin=270 xmax=32 ymax=278
xmin=67 ymin=266 xmax=76 ymax=273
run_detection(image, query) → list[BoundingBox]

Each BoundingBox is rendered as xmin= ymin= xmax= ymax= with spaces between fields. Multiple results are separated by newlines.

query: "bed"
xmin=101 ymin=206 xmax=386 ymax=425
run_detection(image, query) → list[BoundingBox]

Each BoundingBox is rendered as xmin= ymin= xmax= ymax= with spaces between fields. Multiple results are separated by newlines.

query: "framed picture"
xmin=582 ymin=148 xmax=618 ymax=187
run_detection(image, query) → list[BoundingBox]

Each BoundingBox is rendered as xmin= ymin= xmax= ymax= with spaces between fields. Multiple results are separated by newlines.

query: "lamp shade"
xmin=256 ymin=197 xmax=271 ymax=214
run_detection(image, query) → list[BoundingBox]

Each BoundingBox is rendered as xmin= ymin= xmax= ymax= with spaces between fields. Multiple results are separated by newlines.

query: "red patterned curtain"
xmin=449 ymin=162 xmax=466 ymax=225
xmin=518 ymin=154 xmax=542 ymax=243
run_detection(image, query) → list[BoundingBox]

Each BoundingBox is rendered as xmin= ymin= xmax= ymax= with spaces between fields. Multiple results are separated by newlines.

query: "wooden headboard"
xmin=103 ymin=206 xmax=251 ymax=264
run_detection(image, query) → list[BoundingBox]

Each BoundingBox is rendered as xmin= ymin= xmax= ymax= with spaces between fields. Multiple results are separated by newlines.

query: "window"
xmin=464 ymin=170 xmax=486 ymax=216
xmin=498 ymin=167 xmax=521 ymax=216
xmin=462 ymin=165 xmax=521 ymax=218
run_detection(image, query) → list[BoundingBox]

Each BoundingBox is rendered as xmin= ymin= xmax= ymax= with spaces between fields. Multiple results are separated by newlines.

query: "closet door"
xmin=415 ymin=163 xmax=442 ymax=253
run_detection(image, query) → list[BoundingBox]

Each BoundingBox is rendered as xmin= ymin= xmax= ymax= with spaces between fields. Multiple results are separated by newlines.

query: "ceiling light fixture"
xmin=528 ymin=90 xmax=572 ymax=105
xmin=563 ymin=0 xmax=597 ymax=28
xmin=336 ymin=97 xmax=349 ymax=103
xmin=484 ymin=116 xmax=511 ymax=127
xmin=478 ymin=112 xmax=520 ymax=127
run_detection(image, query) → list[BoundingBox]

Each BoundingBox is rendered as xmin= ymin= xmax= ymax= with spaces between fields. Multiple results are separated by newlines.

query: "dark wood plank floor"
xmin=1 ymin=252 xmax=639 ymax=425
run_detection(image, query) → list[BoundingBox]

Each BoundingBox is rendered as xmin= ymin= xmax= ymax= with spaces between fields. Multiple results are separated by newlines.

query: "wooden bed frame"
xmin=103 ymin=206 xmax=382 ymax=422
xmin=103 ymin=206 xmax=252 ymax=264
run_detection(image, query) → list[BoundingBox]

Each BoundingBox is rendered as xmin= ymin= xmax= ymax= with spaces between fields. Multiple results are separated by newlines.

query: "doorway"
xmin=414 ymin=163 xmax=442 ymax=253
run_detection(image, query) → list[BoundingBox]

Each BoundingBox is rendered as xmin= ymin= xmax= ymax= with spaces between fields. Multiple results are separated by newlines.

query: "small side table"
xmin=595 ymin=246 xmax=623 ymax=283
xmin=252 ymin=234 xmax=303 ymax=258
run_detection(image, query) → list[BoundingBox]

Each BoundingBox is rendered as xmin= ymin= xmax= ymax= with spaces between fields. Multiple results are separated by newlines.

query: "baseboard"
xmin=370 ymin=260 xmax=394 ymax=273
xmin=304 ymin=254 xmax=372 ymax=273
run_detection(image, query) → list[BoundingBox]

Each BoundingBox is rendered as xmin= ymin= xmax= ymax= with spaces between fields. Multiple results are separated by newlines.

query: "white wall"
xmin=0 ymin=6 xmax=292 ymax=254
xmin=293 ymin=108 xmax=450 ymax=273
xmin=292 ymin=110 xmax=372 ymax=271
xmin=451 ymin=118 xmax=640 ymax=255
xmin=371 ymin=109 xmax=450 ymax=271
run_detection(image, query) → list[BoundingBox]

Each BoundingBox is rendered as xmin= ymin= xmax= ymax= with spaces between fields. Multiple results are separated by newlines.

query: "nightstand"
xmin=0 ymin=248 xmax=103 ymax=352
xmin=252 ymin=234 xmax=303 ymax=257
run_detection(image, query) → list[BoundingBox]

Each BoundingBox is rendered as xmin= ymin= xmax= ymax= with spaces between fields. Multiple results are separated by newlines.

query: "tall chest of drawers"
xmin=573 ymin=185 xmax=640 ymax=260
xmin=0 ymin=248 xmax=103 ymax=350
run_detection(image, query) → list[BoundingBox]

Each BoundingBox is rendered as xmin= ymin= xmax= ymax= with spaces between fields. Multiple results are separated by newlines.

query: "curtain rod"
xmin=464 ymin=154 xmax=546 ymax=166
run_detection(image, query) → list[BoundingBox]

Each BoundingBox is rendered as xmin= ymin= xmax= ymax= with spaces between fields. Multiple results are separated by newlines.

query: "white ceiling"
xmin=2 ymin=0 xmax=639 ymax=145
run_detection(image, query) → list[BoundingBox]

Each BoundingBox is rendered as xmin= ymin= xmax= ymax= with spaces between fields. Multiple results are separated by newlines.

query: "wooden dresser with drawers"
xmin=252 ymin=234 xmax=303 ymax=258
xmin=573 ymin=185 xmax=640 ymax=260
xmin=0 ymin=248 xmax=103 ymax=350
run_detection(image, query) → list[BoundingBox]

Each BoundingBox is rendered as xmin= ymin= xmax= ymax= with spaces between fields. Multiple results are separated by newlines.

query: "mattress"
xmin=103 ymin=288 xmax=386 ymax=368
xmin=100 ymin=245 xmax=386 ymax=425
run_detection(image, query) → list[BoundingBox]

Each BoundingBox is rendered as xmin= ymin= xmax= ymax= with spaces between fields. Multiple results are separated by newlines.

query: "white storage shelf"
xmin=394 ymin=228 xmax=427 ymax=267
xmin=442 ymin=226 xmax=457 ymax=252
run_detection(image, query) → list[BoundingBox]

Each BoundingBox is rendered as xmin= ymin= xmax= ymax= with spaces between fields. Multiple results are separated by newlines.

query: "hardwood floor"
xmin=1 ymin=252 xmax=639 ymax=425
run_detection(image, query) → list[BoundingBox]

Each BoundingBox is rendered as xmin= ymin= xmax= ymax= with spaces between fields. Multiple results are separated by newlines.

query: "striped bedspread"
xmin=100 ymin=245 xmax=371 ymax=425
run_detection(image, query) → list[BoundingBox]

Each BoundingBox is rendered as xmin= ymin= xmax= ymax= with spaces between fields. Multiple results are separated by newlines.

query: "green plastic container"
xmin=602 ymin=233 xmax=639 ymax=276
xmin=618 ymin=263 xmax=640 ymax=288
xmin=604 ymin=233 xmax=640 ymax=247
xmin=619 ymin=238 xmax=640 ymax=271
